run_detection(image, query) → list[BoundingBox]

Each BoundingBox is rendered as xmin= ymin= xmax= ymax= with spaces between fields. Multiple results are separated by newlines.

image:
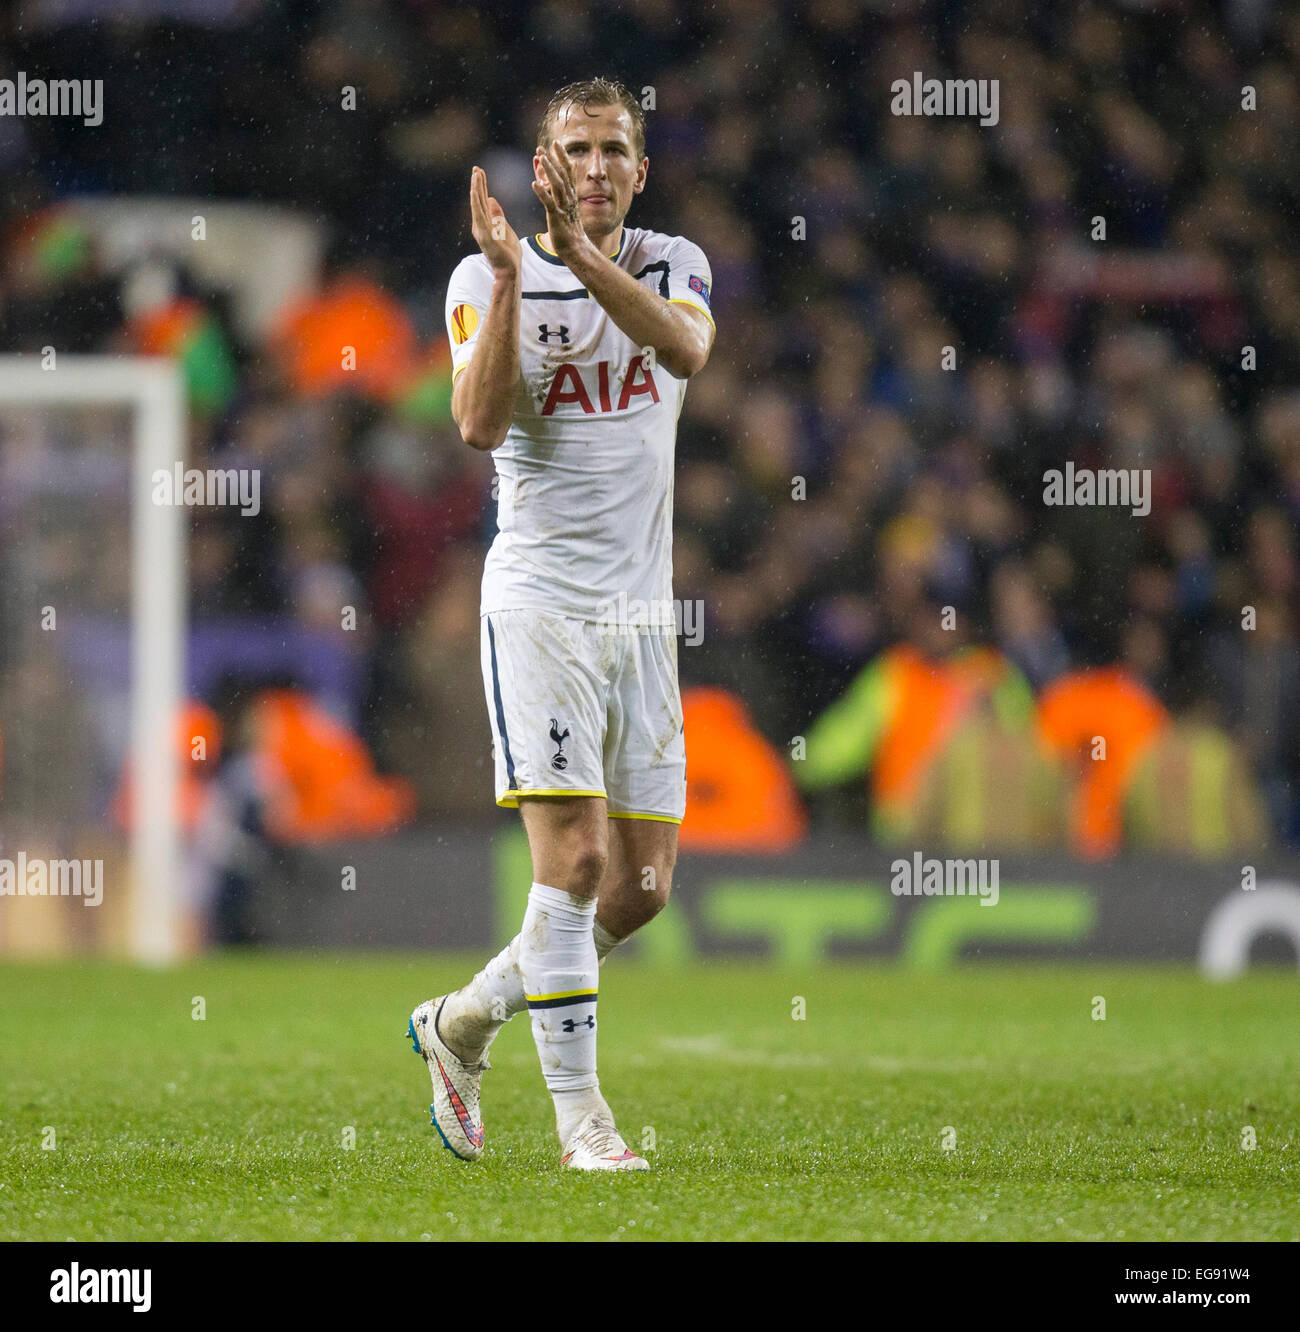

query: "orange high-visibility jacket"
xmin=115 ymin=692 xmax=415 ymax=844
xmin=113 ymin=699 xmax=222 ymax=834
xmin=679 ymin=686 xmax=807 ymax=852
xmin=1036 ymin=667 xmax=1169 ymax=860
xmin=275 ymin=275 xmax=417 ymax=399
xmin=252 ymin=689 xmax=416 ymax=842
xmin=800 ymin=643 xmax=1035 ymax=842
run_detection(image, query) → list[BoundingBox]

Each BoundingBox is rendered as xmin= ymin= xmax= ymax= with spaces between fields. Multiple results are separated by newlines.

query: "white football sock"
xmin=553 ymin=1085 xmax=612 ymax=1144
xmin=593 ymin=916 xmax=624 ymax=964
xmin=439 ymin=912 xmax=627 ymax=1064
xmin=518 ymin=882 xmax=602 ymax=1133
xmin=439 ymin=935 xmax=525 ymax=1061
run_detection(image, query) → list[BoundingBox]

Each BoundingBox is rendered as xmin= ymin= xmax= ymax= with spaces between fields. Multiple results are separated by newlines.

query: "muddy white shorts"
xmin=480 ymin=608 xmax=686 ymax=824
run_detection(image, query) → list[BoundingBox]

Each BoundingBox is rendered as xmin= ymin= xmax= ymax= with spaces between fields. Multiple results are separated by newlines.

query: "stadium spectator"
xmin=2 ymin=0 xmax=1298 ymax=852
xmin=1037 ymin=657 xmax=1170 ymax=861
xmin=678 ymin=686 xmax=807 ymax=853
xmin=797 ymin=601 xmax=1035 ymax=845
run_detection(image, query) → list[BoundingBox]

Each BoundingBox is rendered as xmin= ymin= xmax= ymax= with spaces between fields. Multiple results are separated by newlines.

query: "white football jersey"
xmin=445 ymin=227 xmax=714 ymax=625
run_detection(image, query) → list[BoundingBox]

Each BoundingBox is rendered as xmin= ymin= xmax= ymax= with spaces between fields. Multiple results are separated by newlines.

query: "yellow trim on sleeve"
xmin=452 ymin=360 xmax=471 ymax=383
xmin=607 ymin=810 xmax=683 ymax=825
xmin=669 ymin=297 xmax=715 ymax=328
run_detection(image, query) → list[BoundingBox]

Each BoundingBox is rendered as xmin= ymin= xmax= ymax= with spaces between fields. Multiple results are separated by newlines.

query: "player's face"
xmin=538 ymin=101 xmax=647 ymax=239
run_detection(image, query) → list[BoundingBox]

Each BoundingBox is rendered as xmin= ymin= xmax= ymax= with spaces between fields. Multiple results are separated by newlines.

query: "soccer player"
xmin=409 ymin=77 xmax=715 ymax=1171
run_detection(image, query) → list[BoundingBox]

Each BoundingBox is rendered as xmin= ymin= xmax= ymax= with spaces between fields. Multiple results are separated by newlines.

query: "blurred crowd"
xmin=1 ymin=0 xmax=1297 ymax=853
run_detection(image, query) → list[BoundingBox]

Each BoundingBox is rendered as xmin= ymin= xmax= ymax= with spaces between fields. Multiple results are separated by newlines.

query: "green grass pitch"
xmin=1 ymin=954 xmax=1296 ymax=1241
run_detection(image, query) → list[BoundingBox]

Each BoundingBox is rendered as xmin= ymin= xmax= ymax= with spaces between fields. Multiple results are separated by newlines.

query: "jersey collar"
xmin=528 ymin=230 xmax=627 ymax=266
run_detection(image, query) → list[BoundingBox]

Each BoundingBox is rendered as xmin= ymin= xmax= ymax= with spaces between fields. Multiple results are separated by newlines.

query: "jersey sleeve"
xmin=445 ymin=254 xmax=494 ymax=383
xmin=665 ymin=235 xmax=715 ymax=329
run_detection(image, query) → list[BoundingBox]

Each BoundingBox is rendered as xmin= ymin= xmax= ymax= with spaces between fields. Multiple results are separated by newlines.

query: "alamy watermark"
xmin=50 ymin=1264 xmax=150 ymax=1312
xmin=0 ymin=853 xmax=103 ymax=906
xmin=891 ymin=72 xmax=999 ymax=127
xmin=0 ymin=73 xmax=102 ymax=127
xmin=890 ymin=853 xmax=1000 ymax=906
xmin=1043 ymin=463 xmax=1150 ymax=517
xmin=152 ymin=464 xmax=261 ymax=516
xmin=596 ymin=591 xmax=704 ymax=646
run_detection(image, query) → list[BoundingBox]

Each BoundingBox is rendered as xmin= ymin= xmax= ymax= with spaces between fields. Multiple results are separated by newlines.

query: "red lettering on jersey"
xmin=539 ymin=357 xmax=661 ymax=414
xmin=541 ymin=363 xmax=595 ymax=415
xmin=617 ymin=355 xmax=660 ymax=411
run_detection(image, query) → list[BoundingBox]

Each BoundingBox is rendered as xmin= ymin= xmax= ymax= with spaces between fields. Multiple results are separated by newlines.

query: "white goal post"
xmin=0 ymin=355 xmax=185 ymax=963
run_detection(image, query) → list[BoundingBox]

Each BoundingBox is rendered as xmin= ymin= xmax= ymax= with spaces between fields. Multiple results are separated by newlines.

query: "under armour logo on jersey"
xmin=537 ymin=324 xmax=570 ymax=344
xmin=562 ymin=1015 xmax=595 ymax=1033
xmin=549 ymin=717 xmax=571 ymax=769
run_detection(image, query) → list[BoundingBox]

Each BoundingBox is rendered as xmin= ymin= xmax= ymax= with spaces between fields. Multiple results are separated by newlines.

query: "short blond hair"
xmin=537 ymin=77 xmax=646 ymax=160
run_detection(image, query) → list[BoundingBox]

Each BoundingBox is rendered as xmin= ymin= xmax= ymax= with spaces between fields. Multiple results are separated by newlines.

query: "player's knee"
xmin=563 ymin=841 xmax=608 ymax=897
xmin=631 ymin=857 xmax=673 ymax=924
xmin=653 ymin=856 xmax=674 ymax=908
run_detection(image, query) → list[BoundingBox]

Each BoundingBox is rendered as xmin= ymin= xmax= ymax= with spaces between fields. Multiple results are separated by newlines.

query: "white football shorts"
xmin=480 ymin=608 xmax=686 ymax=823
